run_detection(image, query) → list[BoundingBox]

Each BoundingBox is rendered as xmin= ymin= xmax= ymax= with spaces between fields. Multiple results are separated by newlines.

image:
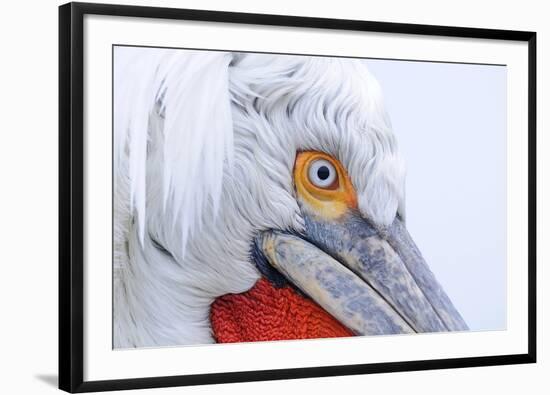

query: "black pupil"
xmin=317 ymin=166 xmax=330 ymax=181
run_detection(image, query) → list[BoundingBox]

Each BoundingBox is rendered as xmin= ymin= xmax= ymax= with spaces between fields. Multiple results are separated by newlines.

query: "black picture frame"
xmin=59 ymin=2 xmax=537 ymax=393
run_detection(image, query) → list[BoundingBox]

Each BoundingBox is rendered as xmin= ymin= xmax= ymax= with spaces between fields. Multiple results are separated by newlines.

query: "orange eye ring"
xmin=294 ymin=151 xmax=358 ymax=219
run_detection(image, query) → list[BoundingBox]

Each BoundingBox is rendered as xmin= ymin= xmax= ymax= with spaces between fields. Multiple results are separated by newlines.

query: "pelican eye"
xmin=294 ymin=151 xmax=358 ymax=219
xmin=308 ymin=159 xmax=337 ymax=189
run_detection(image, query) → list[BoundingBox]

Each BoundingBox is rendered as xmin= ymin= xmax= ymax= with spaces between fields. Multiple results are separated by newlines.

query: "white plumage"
xmin=114 ymin=47 xmax=405 ymax=347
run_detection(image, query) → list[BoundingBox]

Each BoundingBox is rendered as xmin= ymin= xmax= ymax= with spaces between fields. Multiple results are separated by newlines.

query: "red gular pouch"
xmin=210 ymin=278 xmax=354 ymax=343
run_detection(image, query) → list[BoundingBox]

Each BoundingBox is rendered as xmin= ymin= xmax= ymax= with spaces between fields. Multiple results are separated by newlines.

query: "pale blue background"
xmin=366 ymin=59 xmax=507 ymax=331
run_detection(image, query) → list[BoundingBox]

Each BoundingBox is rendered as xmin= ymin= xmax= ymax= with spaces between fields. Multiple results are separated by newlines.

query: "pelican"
xmin=113 ymin=48 xmax=468 ymax=348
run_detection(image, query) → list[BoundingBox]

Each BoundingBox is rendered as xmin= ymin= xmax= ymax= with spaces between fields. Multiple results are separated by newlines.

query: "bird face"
xmin=222 ymin=55 xmax=468 ymax=336
xmin=115 ymin=50 xmax=467 ymax=346
xmin=255 ymin=150 xmax=467 ymax=335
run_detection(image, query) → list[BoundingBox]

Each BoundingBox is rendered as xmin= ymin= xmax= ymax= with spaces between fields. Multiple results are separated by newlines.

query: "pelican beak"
xmin=258 ymin=212 xmax=468 ymax=336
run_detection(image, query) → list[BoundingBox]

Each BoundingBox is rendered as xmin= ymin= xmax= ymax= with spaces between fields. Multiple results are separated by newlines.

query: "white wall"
xmin=0 ymin=0 xmax=546 ymax=394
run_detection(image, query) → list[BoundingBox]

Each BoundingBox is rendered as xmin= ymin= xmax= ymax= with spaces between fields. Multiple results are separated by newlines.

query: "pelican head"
xmin=113 ymin=48 xmax=468 ymax=347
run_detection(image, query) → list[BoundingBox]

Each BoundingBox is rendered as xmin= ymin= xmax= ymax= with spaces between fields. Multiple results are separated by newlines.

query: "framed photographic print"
xmin=59 ymin=2 xmax=537 ymax=392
